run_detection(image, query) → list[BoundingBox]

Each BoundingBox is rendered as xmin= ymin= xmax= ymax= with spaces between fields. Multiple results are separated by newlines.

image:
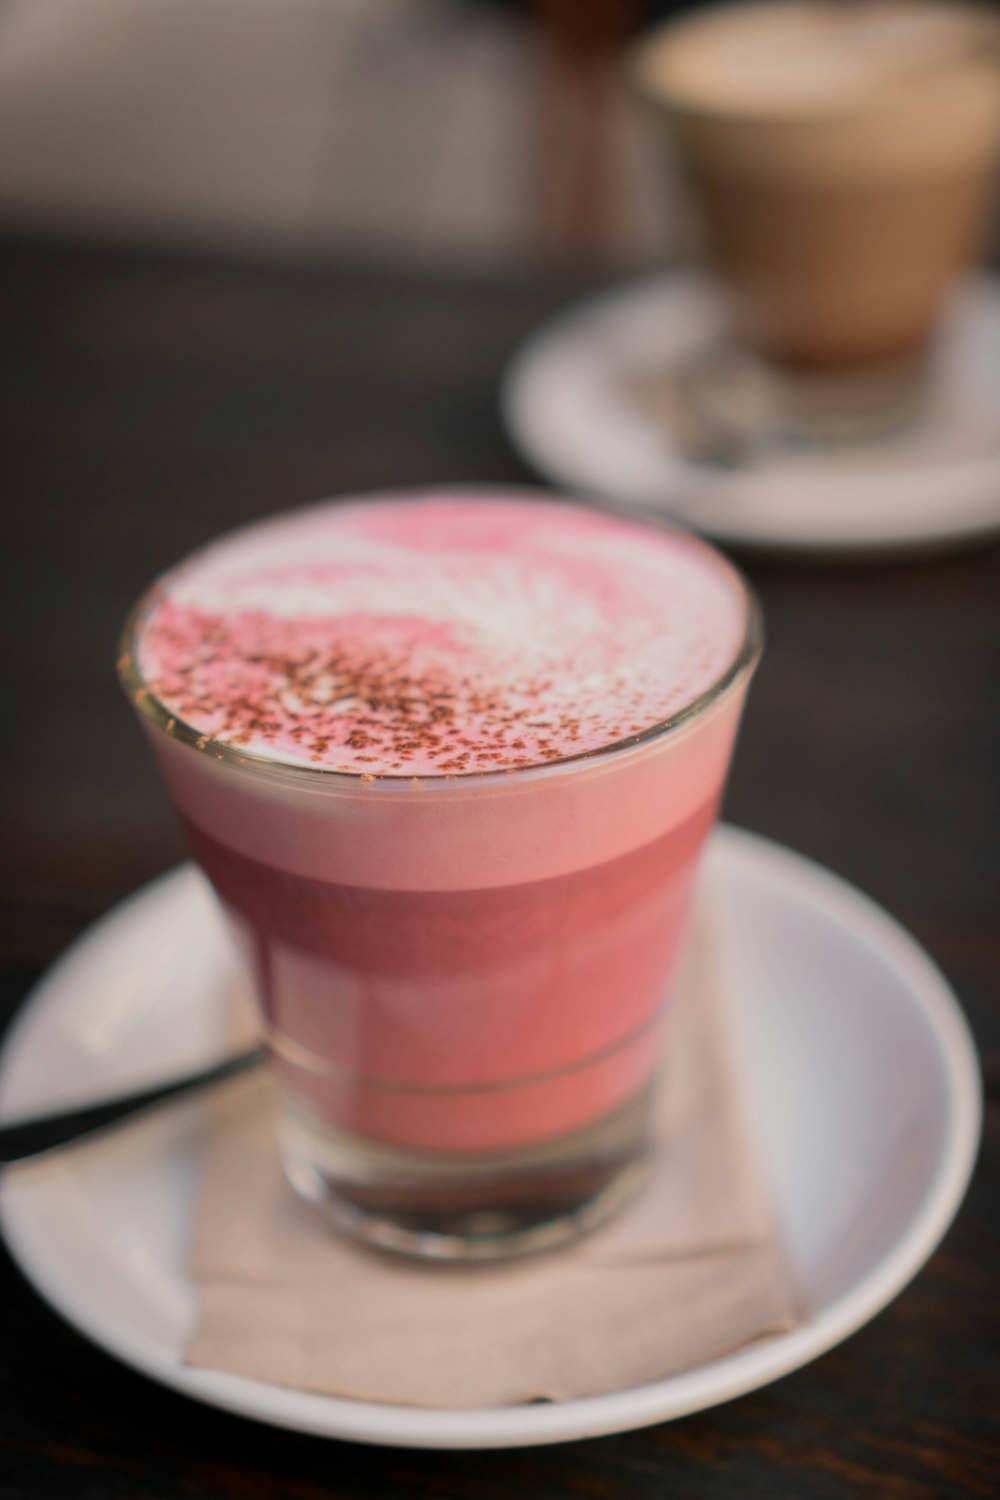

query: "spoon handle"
xmin=0 ymin=1047 xmax=264 ymax=1164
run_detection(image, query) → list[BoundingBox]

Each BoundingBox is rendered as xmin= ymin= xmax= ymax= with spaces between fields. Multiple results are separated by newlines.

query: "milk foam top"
xmin=130 ymin=492 xmax=747 ymax=777
xmin=640 ymin=1 xmax=999 ymax=115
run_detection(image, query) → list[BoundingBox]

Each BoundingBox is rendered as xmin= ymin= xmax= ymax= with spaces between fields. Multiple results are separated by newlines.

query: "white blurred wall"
xmin=0 ymin=0 xmax=672 ymax=266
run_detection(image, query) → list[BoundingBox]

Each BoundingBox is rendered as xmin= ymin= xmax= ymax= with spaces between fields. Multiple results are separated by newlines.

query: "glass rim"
xmin=629 ymin=3 xmax=1000 ymax=127
xmin=118 ymin=490 xmax=764 ymax=790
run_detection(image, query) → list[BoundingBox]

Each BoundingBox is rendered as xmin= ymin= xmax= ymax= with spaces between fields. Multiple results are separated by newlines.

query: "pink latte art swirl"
xmin=126 ymin=492 xmax=756 ymax=1156
xmin=136 ymin=494 xmax=744 ymax=775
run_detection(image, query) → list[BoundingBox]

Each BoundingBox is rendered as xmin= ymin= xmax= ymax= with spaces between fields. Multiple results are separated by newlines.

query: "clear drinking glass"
xmin=120 ymin=499 xmax=761 ymax=1261
xmin=632 ymin=0 xmax=1000 ymax=447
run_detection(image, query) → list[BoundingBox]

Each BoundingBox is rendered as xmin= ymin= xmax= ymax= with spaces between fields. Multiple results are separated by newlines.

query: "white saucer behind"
xmin=502 ymin=272 xmax=1000 ymax=556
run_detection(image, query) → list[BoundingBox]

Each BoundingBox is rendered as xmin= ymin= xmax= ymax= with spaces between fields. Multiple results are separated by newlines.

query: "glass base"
xmin=277 ymin=1087 xmax=653 ymax=1262
xmin=678 ymin=340 xmax=929 ymax=461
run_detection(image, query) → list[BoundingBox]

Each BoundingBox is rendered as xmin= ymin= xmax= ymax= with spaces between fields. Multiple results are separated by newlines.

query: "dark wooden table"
xmin=1 ymin=236 xmax=997 ymax=1499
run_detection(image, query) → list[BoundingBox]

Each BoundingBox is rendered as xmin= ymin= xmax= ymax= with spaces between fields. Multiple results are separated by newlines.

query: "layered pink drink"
xmin=122 ymin=490 xmax=759 ymax=1255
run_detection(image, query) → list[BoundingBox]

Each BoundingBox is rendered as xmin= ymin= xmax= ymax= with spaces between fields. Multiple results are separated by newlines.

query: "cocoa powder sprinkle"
xmin=132 ymin=504 xmax=741 ymax=776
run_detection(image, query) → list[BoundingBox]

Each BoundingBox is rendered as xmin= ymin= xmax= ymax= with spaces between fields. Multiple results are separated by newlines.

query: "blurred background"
xmin=0 ymin=0 xmax=698 ymax=268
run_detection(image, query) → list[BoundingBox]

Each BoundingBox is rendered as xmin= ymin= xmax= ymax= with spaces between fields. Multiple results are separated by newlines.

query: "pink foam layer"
xmin=149 ymin=686 xmax=745 ymax=890
xmin=134 ymin=493 xmax=746 ymax=775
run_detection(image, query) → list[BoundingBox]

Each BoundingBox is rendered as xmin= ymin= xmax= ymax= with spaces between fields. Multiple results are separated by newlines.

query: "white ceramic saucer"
xmin=0 ymin=828 xmax=980 ymax=1450
xmin=502 ymin=271 xmax=1000 ymax=556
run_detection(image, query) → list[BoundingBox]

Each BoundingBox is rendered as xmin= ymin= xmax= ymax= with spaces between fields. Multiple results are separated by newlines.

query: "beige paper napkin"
xmin=185 ymin=919 xmax=804 ymax=1407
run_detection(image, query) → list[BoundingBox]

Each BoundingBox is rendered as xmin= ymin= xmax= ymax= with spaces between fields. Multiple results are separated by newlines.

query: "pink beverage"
xmin=121 ymin=490 xmax=760 ymax=1258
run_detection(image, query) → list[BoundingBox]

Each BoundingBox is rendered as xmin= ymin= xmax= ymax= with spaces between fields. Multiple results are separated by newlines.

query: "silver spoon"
xmin=0 ymin=1047 xmax=264 ymax=1163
